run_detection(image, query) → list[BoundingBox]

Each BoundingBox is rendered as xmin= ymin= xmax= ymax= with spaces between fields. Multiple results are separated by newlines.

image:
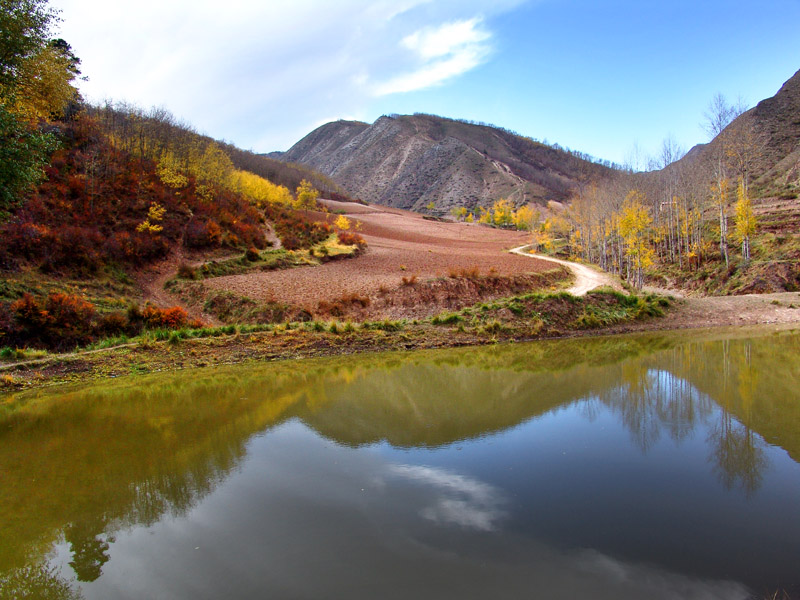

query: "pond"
xmin=1 ymin=327 xmax=799 ymax=599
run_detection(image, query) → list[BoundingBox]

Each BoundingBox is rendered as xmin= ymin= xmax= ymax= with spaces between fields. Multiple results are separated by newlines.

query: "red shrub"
xmin=5 ymin=293 xmax=96 ymax=350
xmin=337 ymin=231 xmax=366 ymax=247
xmin=141 ymin=304 xmax=189 ymax=329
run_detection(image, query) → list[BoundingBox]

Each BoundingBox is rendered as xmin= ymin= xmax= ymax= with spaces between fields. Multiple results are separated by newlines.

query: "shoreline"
xmin=2 ymin=289 xmax=800 ymax=395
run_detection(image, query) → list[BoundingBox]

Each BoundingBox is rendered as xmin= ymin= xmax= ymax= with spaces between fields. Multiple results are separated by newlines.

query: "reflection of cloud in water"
xmin=388 ymin=464 xmax=505 ymax=531
xmin=575 ymin=550 xmax=750 ymax=600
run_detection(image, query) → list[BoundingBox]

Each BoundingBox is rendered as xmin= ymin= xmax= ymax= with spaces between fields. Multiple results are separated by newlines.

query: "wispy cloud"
xmin=50 ymin=0 xmax=524 ymax=150
xmin=374 ymin=18 xmax=492 ymax=95
xmin=388 ymin=464 xmax=506 ymax=531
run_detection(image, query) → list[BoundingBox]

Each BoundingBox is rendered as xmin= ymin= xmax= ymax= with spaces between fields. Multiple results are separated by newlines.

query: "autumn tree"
xmin=0 ymin=0 xmax=77 ymax=213
xmin=703 ymin=93 xmax=747 ymax=267
xmin=334 ymin=214 xmax=351 ymax=230
xmin=734 ymin=178 xmax=756 ymax=262
xmin=512 ymin=205 xmax=538 ymax=231
xmin=296 ymin=179 xmax=319 ymax=209
xmin=618 ymin=189 xmax=654 ymax=289
xmin=491 ymin=198 xmax=515 ymax=227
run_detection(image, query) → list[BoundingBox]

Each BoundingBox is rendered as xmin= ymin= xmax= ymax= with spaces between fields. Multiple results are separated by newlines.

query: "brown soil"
xmin=202 ymin=201 xmax=556 ymax=311
xmin=635 ymin=292 xmax=800 ymax=331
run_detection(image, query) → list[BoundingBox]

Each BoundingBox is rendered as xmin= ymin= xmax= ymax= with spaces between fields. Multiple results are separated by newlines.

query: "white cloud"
xmin=388 ymin=464 xmax=506 ymax=531
xmin=49 ymin=1 xmax=526 ymax=150
xmin=402 ymin=17 xmax=490 ymax=60
xmin=374 ymin=18 xmax=492 ymax=95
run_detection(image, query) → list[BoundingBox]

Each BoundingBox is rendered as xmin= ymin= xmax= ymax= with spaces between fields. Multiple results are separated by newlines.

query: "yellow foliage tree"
xmin=492 ymin=198 xmax=515 ymax=227
xmin=229 ymin=170 xmax=293 ymax=207
xmin=512 ymin=205 xmax=538 ymax=231
xmin=734 ymin=178 xmax=756 ymax=262
xmin=190 ymin=142 xmax=234 ymax=189
xmin=136 ymin=202 xmax=166 ymax=234
xmin=11 ymin=43 xmax=78 ymax=121
xmin=334 ymin=215 xmax=351 ymax=230
xmin=618 ymin=189 xmax=654 ymax=289
xmin=296 ymin=179 xmax=319 ymax=209
xmin=156 ymin=151 xmax=188 ymax=189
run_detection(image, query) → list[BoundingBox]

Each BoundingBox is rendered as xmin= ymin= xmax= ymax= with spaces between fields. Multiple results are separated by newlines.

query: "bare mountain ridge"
xmin=280 ymin=114 xmax=615 ymax=213
xmin=674 ymin=68 xmax=800 ymax=195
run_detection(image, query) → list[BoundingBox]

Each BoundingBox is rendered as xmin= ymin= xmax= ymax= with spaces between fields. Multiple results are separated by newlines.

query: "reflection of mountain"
xmin=1 ymin=329 xmax=798 ymax=591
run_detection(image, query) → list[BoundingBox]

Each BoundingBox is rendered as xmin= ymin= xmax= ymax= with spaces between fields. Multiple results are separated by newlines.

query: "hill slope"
xmin=281 ymin=114 xmax=616 ymax=213
xmin=677 ymin=68 xmax=800 ymax=198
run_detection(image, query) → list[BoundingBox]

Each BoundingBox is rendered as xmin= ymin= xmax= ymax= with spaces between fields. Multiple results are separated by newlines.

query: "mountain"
xmin=676 ymin=68 xmax=800 ymax=197
xmin=280 ymin=114 xmax=616 ymax=213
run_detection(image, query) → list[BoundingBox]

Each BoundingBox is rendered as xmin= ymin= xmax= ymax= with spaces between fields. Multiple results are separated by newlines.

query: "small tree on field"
xmin=296 ymin=179 xmax=319 ymax=209
xmin=334 ymin=214 xmax=351 ymax=230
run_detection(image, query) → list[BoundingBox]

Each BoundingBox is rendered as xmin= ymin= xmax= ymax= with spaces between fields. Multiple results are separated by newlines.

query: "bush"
xmin=337 ymin=231 xmax=366 ymax=246
xmin=245 ymin=247 xmax=260 ymax=262
xmin=141 ymin=304 xmax=189 ymax=329
xmin=177 ymin=263 xmax=197 ymax=279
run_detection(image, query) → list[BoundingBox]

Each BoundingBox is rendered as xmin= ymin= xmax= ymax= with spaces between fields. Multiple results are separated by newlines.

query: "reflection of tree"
xmin=708 ymin=414 xmax=767 ymax=495
xmin=600 ymin=342 xmax=772 ymax=495
xmin=0 ymin=562 xmax=83 ymax=599
xmin=600 ymin=365 xmax=713 ymax=453
xmin=65 ymin=521 xmax=111 ymax=583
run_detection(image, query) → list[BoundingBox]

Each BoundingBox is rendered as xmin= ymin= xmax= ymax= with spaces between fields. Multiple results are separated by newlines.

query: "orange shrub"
xmin=141 ymin=304 xmax=189 ymax=329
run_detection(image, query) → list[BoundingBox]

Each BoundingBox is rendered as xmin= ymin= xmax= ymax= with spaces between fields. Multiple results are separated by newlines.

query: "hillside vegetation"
xmin=500 ymin=70 xmax=800 ymax=294
xmin=0 ymin=2 xmax=359 ymax=352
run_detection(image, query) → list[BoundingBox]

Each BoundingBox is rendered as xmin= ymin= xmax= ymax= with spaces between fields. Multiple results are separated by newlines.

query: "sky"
xmin=51 ymin=0 xmax=800 ymax=167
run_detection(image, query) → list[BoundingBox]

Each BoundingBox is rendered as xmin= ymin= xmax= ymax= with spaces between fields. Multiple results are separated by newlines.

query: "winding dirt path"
xmin=136 ymin=249 xmax=223 ymax=326
xmin=510 ymin=246 xmax=622 ymax=295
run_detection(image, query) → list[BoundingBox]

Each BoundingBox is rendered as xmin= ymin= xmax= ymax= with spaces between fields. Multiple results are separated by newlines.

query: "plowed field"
xmin=203 ymin=200 xmax=557 ymax=311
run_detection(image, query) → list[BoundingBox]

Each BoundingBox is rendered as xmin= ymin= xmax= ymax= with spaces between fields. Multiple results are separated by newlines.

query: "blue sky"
xmin=53 ymin=0 xmax=800 ymax=167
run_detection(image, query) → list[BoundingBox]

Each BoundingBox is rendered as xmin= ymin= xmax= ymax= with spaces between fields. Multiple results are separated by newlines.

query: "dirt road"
xmin=510 ymin=246 xmax=621 ymax=295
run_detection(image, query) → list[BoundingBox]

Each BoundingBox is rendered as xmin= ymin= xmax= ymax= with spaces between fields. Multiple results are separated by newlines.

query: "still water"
xmin=2 ymin=328 xmax=800 ymax=599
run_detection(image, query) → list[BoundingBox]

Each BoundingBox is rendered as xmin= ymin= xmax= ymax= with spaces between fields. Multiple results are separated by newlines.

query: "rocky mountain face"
xmin=280 ymin=114 xmax=614 ymax=213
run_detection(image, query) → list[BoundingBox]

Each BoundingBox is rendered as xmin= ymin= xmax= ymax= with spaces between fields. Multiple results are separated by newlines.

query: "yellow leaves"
xmin=229 ymin=170 xmax=293 ymax=207
xmin=190 ymin=142 xmax=234 ymax=188
xmin=156 ymin=152 xmax=188 ymax=189
xmin=618 ymin=189 xmax=652 ymax=246
xmin=734 ymin=179 xmax=757 ymax=241
xmin=470 ymin=199 xmax=537 ymax=231
xmin=137 ymin=202 xmax=166 ymax=234
xmin=296 ymin=179 xmax=319 ymax=209
xmin=6 ymin=44 xmax=78 ymax=121
xmin=491 ymin=198 xmax=515 ymax=227
xmin=711 ymin=177 xmax=730 ymax=208
xmin=334 ymin=215 xmax=351 ymax=230
xmin=512 ymin=205 xmax=538 ymax=231
xmin=618 ymin=189 xmax=654 ymax=279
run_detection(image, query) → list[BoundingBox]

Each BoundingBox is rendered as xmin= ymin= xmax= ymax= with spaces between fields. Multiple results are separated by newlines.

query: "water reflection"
xmin=1 ymin=328 xmax=798 ymax=597
xmin=388 ymin=464 xmax=507 ymax=531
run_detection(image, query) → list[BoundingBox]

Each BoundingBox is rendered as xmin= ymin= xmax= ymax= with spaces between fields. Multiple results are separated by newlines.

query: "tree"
xmin=296 ymin=179 xmax=319 ymax=209
xmin=703 ymin=94 xmax=748 ymax=267
xmin=334 ymin=214 xmax=351 ymax=230
xmin=512 ymin=205 xmax=537 ymax=231
xmin=618 ymin=189 xmax=654 ymax=289
xmin=191 ymin=142 xmax=234 ymax=188
xmin=0 ymin=0 xmax=76 ymax=214
xmin=0 ymin=101 xmax=56 ymax=213
xmin=0 ymin=0 xmax=59 ymax=90
xmin=491 ymin=198 xmax=514 ymax=227
xmin=734 ymin=178 xmax=756 ymax=262
xmin=10 ymin=39 xmax=78 ymax=119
